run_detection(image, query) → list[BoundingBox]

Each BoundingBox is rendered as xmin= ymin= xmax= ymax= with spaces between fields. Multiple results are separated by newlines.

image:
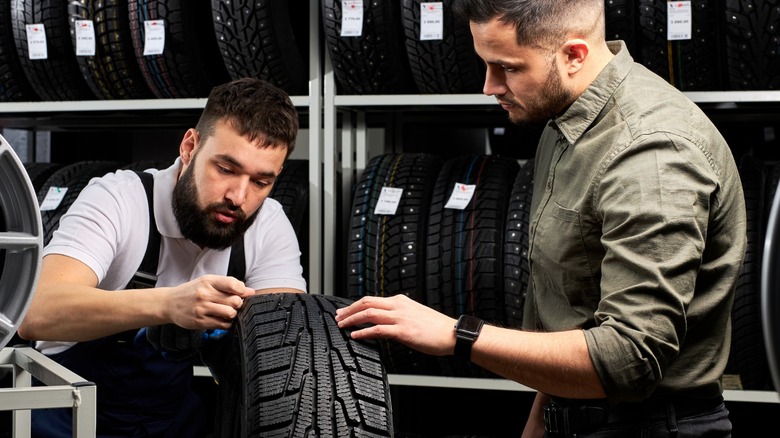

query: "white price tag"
xmin=444 ymin=183 xmax=476 ymax=210
xmin=341 ymin=0 xmax=363 ymax=37
xmin=143 ymin=20 xmax=165 ymax=55
xmin=75 ymin=20 xmax=96 ymax=56
xmin=373 ymin=187 xmax=404 ymax=215
xmin=25 ymin=24 xmax=47 ymax=60
xmin=340 ymin=0 xmax=363 ymax=37
xmin=667 ymin=1 xmax=692 ymax=41
xmin=40 ymin=187 xmax=68 ymax=211
xmin=420 ymin=2 xmax=443 ymax=41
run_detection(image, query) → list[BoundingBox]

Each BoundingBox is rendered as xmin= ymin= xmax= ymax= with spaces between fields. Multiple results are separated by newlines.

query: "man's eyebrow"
xmin=489 ymin=58 xmax=524 ymax=68
xmin=216 ymin=154 xmax=277 ymax=178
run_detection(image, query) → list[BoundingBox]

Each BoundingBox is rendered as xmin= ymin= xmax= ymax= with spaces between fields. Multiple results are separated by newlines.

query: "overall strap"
xmin=128 ymin=170 xmax=160 ymax=288
xmin=228 ymin=237 xmax=246 ymax=281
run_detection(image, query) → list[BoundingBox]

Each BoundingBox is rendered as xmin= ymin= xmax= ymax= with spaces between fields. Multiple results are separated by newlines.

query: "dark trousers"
xmin=31 ymin=331 xmax=207 ymax=437
xmin=545 ymin=396 xmax=731 ymax=438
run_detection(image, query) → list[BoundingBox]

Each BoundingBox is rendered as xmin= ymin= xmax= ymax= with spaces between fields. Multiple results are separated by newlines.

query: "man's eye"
xmin=254 ymin=180 xmax=270 ymax=188
xmin=218 ymin=166 xmax=233 ymax=174
xmin=503 ymin=66 xmax=516 ymax=73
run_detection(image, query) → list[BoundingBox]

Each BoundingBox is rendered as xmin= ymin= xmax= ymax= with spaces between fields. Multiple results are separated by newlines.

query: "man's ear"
xmin=561 ymin=39 xmax=589 ymax=76
xmin=180 ymin=128 xmax=198 ymax=165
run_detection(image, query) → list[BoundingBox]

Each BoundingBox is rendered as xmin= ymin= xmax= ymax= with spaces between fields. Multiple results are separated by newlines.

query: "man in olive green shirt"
xmin=526 ymin=36 xmax=745 ymax=405
xmin=335 ymin=1 xmax=746 ymax=436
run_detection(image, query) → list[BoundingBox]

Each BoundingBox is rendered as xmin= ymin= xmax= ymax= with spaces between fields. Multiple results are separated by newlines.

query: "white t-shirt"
xmin=38 ymin=159 xmax=306 ymax=354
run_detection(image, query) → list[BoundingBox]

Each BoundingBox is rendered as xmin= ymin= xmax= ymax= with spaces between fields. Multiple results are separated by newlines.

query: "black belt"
xmin=543 ymin=395 xmax=724 ymax=436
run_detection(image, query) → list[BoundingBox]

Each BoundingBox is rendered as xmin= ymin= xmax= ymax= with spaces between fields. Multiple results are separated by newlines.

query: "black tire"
xmin=36 ymin=160 xmax=119 ymax=245
xmin=214 ymin=293 xmax=394 ymax=437
xmin=11 ymin=0 xmax=96 ymax=101
xmin=23 ymin=162 xmax=64 ymax=191
xmin=725 ymin=0 xmax=780 ymax=90
xmin=638 ymin=0 xmax=723 ymax=91
xmin=69 ymin=0 xmax=154 ymax=100
xmin=211 ymin=0 xmax=308 ymax=96
xmin=348 ymin=153 xmax=441 ymax=302
xmin=426 ymin=155 xmax=519 ymax=376
xmin=400 ymin=0 xmax=483 ymax=94
xmin=128 ymin=0 xmax=230 ymax=98
xmin=321 ymin=0 xmax=416 ymax=95
xmin=0 ymin=0 xmax=38 ymax=101
xmin=727 ymin=154 xmax=771 ymax=390
xmin=347 ymin=153 xmax=442 ymax=375
xmin=504 ymin=160 xmax=534 ymax=329
xmin=604 ymin=0 xmax=640 ymax=57
xmin=269 ymin=159 xmax=310 ymax=283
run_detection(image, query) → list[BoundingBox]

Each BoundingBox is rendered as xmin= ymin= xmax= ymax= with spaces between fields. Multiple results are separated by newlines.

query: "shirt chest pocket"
xmin=531 ymin=203 xmax=601 ymax=310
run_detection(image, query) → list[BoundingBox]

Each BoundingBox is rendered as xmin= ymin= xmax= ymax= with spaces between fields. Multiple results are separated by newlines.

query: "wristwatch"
xmin=454 ymin=314 xmax=484 ymax=360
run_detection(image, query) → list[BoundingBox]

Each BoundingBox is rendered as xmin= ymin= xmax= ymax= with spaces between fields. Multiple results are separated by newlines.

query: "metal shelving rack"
xmin=2 ymin=90 xmax=779 ymax=405
xmin=2 ymin=6 xmax=780 ymax=429
xmin=0 ymin=347 xmax=96 ymax=437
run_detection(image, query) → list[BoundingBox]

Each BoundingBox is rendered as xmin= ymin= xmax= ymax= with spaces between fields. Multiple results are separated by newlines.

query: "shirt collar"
xmin=153 ymin=157 xmax=185 ymax=239
xmin=552 ymin=40 xmax=633 ymax=145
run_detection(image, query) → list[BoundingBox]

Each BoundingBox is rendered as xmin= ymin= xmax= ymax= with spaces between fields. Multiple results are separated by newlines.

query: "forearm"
xmin=19 ymin=284 xmax=170 ymax=342
xmin=472 ymin=326 xmax=606 ymax=399
xmin=335 ymin=295 xmax=607 ymax=399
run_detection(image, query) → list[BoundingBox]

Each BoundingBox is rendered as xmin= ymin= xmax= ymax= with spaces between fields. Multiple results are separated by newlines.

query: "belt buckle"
xmin=543 ymin=403 xmax=567 ymax=434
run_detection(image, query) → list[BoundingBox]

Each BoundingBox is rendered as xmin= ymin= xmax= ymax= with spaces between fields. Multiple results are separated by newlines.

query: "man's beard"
xmin=508 ymin=57 xmax=573 ymax=126
xmin=172 ymin=161 xmax=259 ymax=250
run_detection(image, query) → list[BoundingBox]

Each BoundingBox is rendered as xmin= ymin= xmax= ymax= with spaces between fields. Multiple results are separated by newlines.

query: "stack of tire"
xmin=347 ymin=151 xmax=775 ymax=395
xmin=0 ymin=0 xmax=309 ymax=102
xmin=323 ymin=0 xmax=780 ymax=94
xmin=345 ymin=153 xmax=529 ymax=377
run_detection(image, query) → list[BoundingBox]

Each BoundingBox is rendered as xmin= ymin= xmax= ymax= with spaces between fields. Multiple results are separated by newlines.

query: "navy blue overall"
xmin=31 ymin=171 xmax=245 ymax=437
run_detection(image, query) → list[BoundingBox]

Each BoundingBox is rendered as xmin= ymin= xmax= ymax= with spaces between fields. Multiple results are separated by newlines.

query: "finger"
xmin=198 ymin=301 xmax=242 ymax=324
xmin=345 ymin=322 xmax=398 ymax=341
xmin=335 ymin=295 xmax=395 ymax=321
xmin=344 ymin=326 xmax=378 ymax=340
xmin=209 ymin=275 xmax=255 ymax=298
xmin=337 ymin=307 xmax=396 ymax=329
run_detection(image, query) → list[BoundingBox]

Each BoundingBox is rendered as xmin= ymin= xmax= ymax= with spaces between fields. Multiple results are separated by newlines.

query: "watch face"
xmin=457 ymin=315 xmax=483 ymax=335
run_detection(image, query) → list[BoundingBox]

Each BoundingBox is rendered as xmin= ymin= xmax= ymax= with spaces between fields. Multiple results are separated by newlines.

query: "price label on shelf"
xmin=341 ymin=0 xmax=363 ymax=37
xmin=75 ymin=20 xmax=96 ymax=56
xmin=25 ymin=24 xmax=47 ymax=60
xmin=143 ymin=20 xmax=165 ymax=55
xmin=374 ymin=187 xmax=404 ymax=215
xmin=444 ymin=183 xmax=476 ymax=210
xmin=40 ymin=187 xmax=68 ymax=211
xmin=420 ymin=2 xmax=443 ymax=41
xmin=667 ymin=1 xmax=692 ymax=41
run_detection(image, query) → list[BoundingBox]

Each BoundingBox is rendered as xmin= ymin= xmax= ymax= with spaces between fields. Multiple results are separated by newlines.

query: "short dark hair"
xmin=196 ymin=78 xmax=299 ymax=157
xmin=452 ymin=0 xmax=604 ymax=50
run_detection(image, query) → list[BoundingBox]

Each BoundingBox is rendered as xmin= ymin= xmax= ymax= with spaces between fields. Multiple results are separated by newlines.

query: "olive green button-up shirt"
xmin=523 ymin=41 xmax=747 ymax=403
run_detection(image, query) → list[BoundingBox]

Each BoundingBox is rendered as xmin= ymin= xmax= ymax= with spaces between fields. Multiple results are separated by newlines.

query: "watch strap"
xmin=454 ymin=314 xmax=484 ymax=360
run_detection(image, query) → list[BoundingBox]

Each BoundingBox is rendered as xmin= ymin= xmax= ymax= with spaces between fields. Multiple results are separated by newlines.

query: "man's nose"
xmin=225 ymin=178 xmax=249 ymax=206
xmin=483 ymin=65 xmax=507 ymax=96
